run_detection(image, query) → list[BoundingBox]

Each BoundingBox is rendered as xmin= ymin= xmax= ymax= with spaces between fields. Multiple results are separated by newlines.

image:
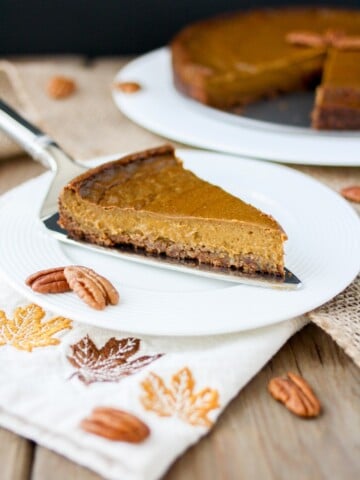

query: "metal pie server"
xmin=0 ymin=99 xmax=301 ymax=289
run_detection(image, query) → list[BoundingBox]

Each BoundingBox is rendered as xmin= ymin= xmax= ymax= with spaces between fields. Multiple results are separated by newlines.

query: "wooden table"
xmin=1 ymin=156 xmax=359 ymax=480
xmin=0 ymin=57 xmax=359 ymax=479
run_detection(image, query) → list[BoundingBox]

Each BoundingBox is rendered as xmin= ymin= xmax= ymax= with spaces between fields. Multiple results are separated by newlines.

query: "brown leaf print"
xmin=0 ymin=304 xmax=72 ymax=352
xmin=141 ymin=367 xmax=220 ymax=427
xmin=67 ymin=335 xmax=163 ymax=385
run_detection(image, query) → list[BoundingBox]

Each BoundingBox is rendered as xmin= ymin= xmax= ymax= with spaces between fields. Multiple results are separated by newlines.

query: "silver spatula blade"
xmin=0 ymin=99 xmax=301 ymax=290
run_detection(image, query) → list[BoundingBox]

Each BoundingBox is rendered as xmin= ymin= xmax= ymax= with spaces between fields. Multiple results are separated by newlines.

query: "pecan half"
xmin=25 ymin=267 xmax=71 ymax=294
xmin=323 ymin=29 xmax=347 ymax=46
xmin=268 ymin=372 xmax=321 ymax=418
xmin=286 ymin=31 xmax=327 ymax=48
xmin=64 ymin=266 xmax=119 ymax=310
xmin=79 ymin=267 xmax=119 ymax=305
xmin=286 ymin=30 xmax=360 ymax=51
xmin=332 ymin=35 xmax=360 ymax=50
xmin=340 ymin=186 xmax=360 ymax=203
xmin=80 ymin=407 xmax=150 ymax=442
xmin=47 ymin=75 xmax=76 ymax=99
xmin=113 ymin=81 xmax=141 ymax=93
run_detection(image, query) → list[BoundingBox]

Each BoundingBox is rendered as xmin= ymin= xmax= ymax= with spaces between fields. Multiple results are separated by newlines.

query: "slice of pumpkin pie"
xmin=58 ymin=145 xmax=287 ymax=277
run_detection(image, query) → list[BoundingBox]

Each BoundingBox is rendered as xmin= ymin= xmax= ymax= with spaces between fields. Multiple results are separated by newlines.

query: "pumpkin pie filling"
xmin=312 ymin=50 xmax=360 ymax=129
xmin=58 ymin=145 xmax=287 ymax=277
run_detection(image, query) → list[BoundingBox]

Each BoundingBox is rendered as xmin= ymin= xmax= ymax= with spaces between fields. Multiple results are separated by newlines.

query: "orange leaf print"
xmin=141 ymin=372 xmax=174 ymax=417
xmin=141 ymin=367 xmax=220 ymax=427
xmin=0 ymin=304 xmax=72 ymax=351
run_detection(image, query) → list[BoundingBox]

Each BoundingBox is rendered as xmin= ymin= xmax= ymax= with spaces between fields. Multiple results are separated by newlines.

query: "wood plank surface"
xmin=0 ymin=428 xmax=33 ymax=480
xmin=167 ymin=324 xmax=360 ymax=480
xmin=32 ymin=446 xmax=101 ymax=480
xmin=0 ymin=155 xmax=45 ymax=192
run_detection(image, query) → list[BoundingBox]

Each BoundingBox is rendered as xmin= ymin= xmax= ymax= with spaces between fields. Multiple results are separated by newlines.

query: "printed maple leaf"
xmin=0 ymin=304 xmax=72 ymax=352
xmin=141 ymin=367 xmax=220 ymax=427
xmin=67 ymin=335 xmax=163 ymax=385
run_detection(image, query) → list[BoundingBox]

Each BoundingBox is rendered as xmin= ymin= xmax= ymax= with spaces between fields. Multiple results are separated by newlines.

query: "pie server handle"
xmin=0 ymin=99 xmax=86 ymax=219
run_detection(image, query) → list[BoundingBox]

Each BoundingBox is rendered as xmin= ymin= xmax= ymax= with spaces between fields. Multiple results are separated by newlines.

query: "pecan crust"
xmin=80 ymin=407 xmax=150 ymax=442
xmin=268 ymin=372 xmax=321 ymax=418
xmin=25 ymin=267 xmax=71 ymax=294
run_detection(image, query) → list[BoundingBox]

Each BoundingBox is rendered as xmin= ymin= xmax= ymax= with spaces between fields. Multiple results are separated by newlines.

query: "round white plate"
xmin=113 ymin=48 xmax=360 ymax=166
xmin=0 ymin=150 xmax=359 ymax=336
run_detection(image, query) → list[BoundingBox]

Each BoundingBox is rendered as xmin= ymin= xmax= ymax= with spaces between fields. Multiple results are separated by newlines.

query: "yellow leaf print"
xmin=0 ymin=304 xmax=72 ymax=352
xmin=141 ymin=367 xmax=220 ymax=427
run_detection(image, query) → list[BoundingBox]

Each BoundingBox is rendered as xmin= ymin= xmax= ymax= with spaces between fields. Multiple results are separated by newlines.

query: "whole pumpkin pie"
xmin=58 ymin=145 xmax=287 ymax=277
xmin=171 ymin=8 xmax=360 ymax=129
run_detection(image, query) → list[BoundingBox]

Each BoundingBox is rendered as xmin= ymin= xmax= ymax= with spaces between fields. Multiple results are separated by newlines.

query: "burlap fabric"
xmin=0 ymin=58 xmax=359 ymax=366
xmin=309 ymin=276 xmax=360 ymax=367
xmin=0 ymin=58 xmax=165 ymax=161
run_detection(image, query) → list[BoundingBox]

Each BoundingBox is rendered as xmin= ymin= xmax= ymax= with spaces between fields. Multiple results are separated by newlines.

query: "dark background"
xmin=1 ymin=1 xmax=359 ymax=55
